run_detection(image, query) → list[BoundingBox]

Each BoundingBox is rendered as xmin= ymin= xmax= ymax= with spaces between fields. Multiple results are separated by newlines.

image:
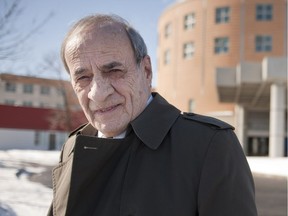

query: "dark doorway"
xmin=49 ymin=133 xmax=56 ymax=150
xmin=247 ymin=137 xmax=269 ymax=156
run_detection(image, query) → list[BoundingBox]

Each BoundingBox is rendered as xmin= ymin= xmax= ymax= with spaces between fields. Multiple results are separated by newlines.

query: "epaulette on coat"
xmin=183 ymin=112 xmax=234 ymax=130
xmin=68 ymin=123 xmax=88 ymax=137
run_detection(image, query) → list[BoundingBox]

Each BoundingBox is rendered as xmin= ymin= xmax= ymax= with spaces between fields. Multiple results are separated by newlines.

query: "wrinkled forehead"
xmin=65 ymin=23 xmax=130 ymax=54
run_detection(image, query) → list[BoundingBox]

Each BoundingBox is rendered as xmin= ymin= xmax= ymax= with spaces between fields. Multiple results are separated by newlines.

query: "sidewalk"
xmin=247 ymin=157 xmax=288 ymax=177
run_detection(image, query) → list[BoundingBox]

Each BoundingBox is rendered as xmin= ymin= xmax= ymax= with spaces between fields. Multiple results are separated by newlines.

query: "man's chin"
xmin=93 ymin=123 xmax=126 ymax=137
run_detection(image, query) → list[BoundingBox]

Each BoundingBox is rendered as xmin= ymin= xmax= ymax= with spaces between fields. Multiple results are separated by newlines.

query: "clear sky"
xmin=2 ymin=0 xmax=176 ymax=86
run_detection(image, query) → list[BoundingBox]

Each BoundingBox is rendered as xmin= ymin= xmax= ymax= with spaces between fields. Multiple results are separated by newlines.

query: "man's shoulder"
xmin=181 ymin=112 xmax=234 ymax=130
xmin=58 ymin=123 xmax=89 ymax=163
xmin=68 ymin=123 xmax=88 ymax=137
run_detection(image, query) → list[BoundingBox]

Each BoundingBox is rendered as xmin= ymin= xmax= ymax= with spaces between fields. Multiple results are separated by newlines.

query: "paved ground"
xmin=253 ymin=174 xmax=287 ymax=216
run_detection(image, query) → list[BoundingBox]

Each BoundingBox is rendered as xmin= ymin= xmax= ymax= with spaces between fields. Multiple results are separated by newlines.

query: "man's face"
xmin=65 ymin=24 xmax=152 ymax=137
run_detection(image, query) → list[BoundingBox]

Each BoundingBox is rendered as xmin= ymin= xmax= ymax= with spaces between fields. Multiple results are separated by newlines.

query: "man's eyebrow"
xmin=100 ymin=61 xmax=123 ymax=71
xmin=73 ymin=68 xmax=87 ymax=76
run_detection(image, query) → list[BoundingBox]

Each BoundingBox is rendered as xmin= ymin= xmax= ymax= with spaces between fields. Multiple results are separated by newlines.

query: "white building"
xmin=0 ymin=73 xmax=86 ymax=150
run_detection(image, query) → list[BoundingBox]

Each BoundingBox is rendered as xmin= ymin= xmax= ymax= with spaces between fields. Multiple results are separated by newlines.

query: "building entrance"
xmin=247 ymin=136 xmax=269 ymax=156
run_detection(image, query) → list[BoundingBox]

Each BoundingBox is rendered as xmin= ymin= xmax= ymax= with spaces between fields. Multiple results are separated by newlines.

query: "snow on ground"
xmin=0 ymin=150 xmax=60 ymax=216
xmin=247 ymin=156 xmax=288 ymax=177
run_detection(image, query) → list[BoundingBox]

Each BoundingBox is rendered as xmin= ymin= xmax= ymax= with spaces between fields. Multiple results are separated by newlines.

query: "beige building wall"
xmin=157 ymin=0 xmax=287 ymax=120
xmin=0 ymin=73 xmax=80 ymax=110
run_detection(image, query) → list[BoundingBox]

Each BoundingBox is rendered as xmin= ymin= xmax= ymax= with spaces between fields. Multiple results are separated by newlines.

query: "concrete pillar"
xmin=269 ymin=83 xmax=285 ymax=157
xmin=236 ymin=105 xmax=246 ymax=152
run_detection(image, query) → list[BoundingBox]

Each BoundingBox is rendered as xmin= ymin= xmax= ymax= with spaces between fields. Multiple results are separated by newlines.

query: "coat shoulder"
xmin=58 ymin=125 xmax=87 ymax=162
xmin=182 ymin=112 xmax=234 ymax=130
xmin=68 ymin=123 xmax=88 ymax=137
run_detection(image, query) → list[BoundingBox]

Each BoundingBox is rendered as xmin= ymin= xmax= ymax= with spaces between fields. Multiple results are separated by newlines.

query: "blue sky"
xmin=3 ymin=0 xmax=175 ymax=86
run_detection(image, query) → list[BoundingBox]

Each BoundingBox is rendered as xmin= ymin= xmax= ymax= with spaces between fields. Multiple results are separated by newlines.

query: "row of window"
xmin=164 ymin=4 xmax=273 ymax=37
xmin=4 ymin=99 xmax=64 ymax=108
xmin=216 ymin=5 xmax=273 ymax=23
xmin=4 ymin=82 xmax=60 ymax=95
xmin=215 ymin=35 xmax=272 ymax=53
xmin=164 ymin=35 xmax=272 ymax=64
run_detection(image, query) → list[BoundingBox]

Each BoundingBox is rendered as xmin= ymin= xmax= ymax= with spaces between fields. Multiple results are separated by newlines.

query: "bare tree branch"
xmin=0 ymin=0 xmax=54 ymax=61
xmin=40 ymin=52 xmax=74 ymax=131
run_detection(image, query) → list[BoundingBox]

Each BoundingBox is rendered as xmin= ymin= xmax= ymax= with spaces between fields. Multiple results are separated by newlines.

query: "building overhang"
xmin=216 ymin=57 xmax=287 ymax=109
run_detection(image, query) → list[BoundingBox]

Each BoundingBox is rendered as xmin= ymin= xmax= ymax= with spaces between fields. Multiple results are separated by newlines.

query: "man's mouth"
xmin=96 ymin=104 xmax=120 ymax=114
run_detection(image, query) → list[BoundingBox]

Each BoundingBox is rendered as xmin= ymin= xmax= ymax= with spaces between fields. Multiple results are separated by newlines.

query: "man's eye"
xmin=75 ymin=76 xmax=92 ymax=86
xmin=77 ymin=76 xmax=91 ymax=81
xmin=109 ymin=69 xmax=121 ymax=73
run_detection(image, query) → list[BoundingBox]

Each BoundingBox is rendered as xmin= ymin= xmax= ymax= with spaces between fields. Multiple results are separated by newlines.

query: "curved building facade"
xmin=157 ymin=0 xmax=286 ymax=116
xmin=157 ymin=0 xmax=287 ymax=156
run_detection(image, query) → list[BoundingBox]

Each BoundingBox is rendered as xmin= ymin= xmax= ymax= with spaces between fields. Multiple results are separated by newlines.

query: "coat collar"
xmin=76 ymin=93 xmax=180 ymax=150
xmin=130 ymin=92 xmax=180 ymax=150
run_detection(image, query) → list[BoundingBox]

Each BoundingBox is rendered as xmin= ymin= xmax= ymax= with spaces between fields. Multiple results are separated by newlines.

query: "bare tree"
xmin=40 ymin=52 xmax=79 ymax=131
xmin=0 ymin=0 xmax=53 ymax=61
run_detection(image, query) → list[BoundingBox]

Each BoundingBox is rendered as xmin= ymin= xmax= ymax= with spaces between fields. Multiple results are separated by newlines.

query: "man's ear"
xmin=142 ymin=55 xmax=152 ymax=80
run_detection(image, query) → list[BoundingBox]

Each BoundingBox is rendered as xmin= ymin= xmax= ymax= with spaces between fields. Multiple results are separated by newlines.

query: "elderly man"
xmin=48 ymin=14 xmax=257 ymax=216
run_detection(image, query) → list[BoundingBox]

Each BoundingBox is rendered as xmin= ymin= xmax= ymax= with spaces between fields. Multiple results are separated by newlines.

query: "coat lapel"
xmin=65 ymin=135 xmax=131 ymax=216
xmin=131 ymin=93 xmax=180 ymax=150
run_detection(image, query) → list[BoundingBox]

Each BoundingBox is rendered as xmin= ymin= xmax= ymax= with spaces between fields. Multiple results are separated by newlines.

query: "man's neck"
xmin=97 ymin=130 xmax=126 ymax=139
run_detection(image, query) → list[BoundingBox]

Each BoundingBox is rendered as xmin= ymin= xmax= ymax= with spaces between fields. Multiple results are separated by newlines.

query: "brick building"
xmin=157 ymin=0 xmax=287 ymax=156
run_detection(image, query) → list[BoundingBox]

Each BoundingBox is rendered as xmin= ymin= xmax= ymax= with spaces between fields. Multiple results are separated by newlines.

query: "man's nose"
xmin=88 ymin=75 xmax=114 ymax=102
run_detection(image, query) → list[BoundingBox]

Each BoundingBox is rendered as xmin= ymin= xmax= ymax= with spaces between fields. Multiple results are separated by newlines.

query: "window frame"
xmin=40 ymin=86 xmax=50 ymax=95
xmin=164 ymin=49 xmax=171 ymax=65
xmin=23 ymin=83 xmax=34 ymax=94
xmin=23 ymin=101 xmax=33 ymax=107
xmin=188 ymin=99 xmax=195 ymax=113
xmin=5 ymin=82 xmax=16 ymax=92
xmin=214 ymin=37 xmax=229 ymax=54
xmin=5 ymin=99 xmax=15 ymax=105
xmin=255 ymin=35 xmax=272 ymax=52
xmin=183 ymin=42 xmax=195 ymax=59
xmin=215 ymin=6 xmax=230 ymax=24
xmin=256 ymin=4 xmax=273 ymax=21
xmin=164 ymin=23 xmax=172 ymax=38
xmin=184 ymin=13 xmax=196 ymax=30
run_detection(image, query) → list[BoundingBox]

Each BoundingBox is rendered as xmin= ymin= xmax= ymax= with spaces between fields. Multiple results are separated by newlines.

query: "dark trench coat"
xmin=48 ymin=93 xmax=257 ymax=216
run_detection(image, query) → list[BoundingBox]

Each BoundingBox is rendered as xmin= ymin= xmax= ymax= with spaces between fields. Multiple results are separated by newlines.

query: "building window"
xmin=164 ymin=23 xmax=172 ymax=38
xmin=34 ymin=131 xmax=40 ymax=146
xmin=57 ymin=104 xmax=64 ymax=109
xmin=164 ymin=49 xmax=171 ymax=65
xmin=214 ymin=37 xmax=229 ymax=54
xmin=183 ymin=42 xmax=195 ymax=59
xmin=5 ymin=82 xmax=16 ymax=92
xmin=23 ymin=101 xmax=33 ymax=107
xmin=57 ymin=87 xmax=64 ymax=96
xmin=255 ymin=35 xmax=272 ymax=52
xmin=41 ymin=86 xmax=50 ymax=95
xmin=23 ymin=84 xmax=33 ymax=94
xmin=188 ymin=99 xmax=195 ymax=112
xmin=40 ymin=102 xmax=49 ymax=108
xmin=215 ymin=7 xmax=230 ymax=23
xmin=256 ymin=4 xmax=273 ymax=21
xmin=5 ymin=99 xmax=15 ymax=105
xmin=184 ymin=13 xmax=196 ymax=30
